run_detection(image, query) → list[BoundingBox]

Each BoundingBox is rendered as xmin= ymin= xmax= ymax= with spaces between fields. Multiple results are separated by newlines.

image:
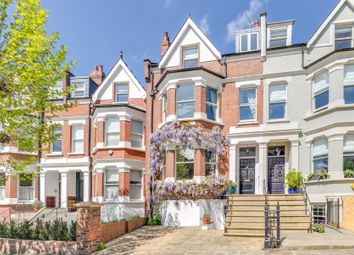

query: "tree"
xmin=0 ymin=0 xmax=74 ymax=176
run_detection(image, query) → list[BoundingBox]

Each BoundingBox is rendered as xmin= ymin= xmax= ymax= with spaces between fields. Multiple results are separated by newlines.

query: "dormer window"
xmin=115 ymin=83 xmax=129 ymax=103
xmin=335 ymin=26 xmax=352 ymax=50
xmin=269 ymin=28 xmax=287 ymax=48
xmin=240 ymin=33 xmax=259 ymax=52
xmin=183 ymin=46 xmax=198 ymax=68
xmin=71 ymin=81 xmax=87 ymax=98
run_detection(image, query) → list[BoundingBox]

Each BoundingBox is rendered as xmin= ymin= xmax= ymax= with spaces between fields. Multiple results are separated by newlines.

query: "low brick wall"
xmin=100 ymin=218 xmax=147 ymax=243
xmin=0 ymin=238 xmax=79 ymax=255
xmin=341 ymin=195 xmax=354 ymax=232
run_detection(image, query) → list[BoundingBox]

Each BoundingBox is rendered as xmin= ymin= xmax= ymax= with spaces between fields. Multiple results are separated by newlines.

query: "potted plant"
xmin=344 ymin=169 xmax=354 ymax=178
xmin=32 ymin=200 xmax=44 ymax=213
xmin=226 ymin=180 xmax=237 ymax=194
xmin=285 ymin=169 xmax=303 ymax=194
xmin=202 ymin=213 xmax=211 ymax=225
xmin=307 ymin=172 xmax=330 ymax=181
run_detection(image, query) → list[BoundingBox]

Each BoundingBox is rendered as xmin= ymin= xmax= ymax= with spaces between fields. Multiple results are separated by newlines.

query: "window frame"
xmin=335 ymin=26 xmax=353 ymax=50
xmin=182 ymin=45 xmax=199 ymax=68
xmin=206 ymin=86 xmax=218 ymax=121
xmin=115 ymin=83 xmax=129 ymax=103
xmin=51 ymin=126 xmax=63 ymax=153
xmin=175 ymin=146 xmax=194 ymax=180
xmin=104 ymin=116 xmax=120 ymax=146
xmin=176 ymin=84 xmax=195 ymax=119
xmin=344 ymin=64 xmax=354 ymax=105
xmin=162 ymin=93 xmax=167 ymax=123
xmin=312 ymin=138 xmax=328 ymax=174
xmin=313 ymin=72 xmax=329 ymax=112
xmin=269 ymin=84 xmax=287 ymax=120
xmin=269 ymin=27 xmax=288 ymax=48
xmin=239 ymin=32 xmax=259 ymax=52
xmin=312 ymin=204 xmax=326 ymax=225
xmin=71 ymin=81 xmax=87 ymax=98
xmin=104 ymin=168 xmax=119 ymax=201
xmin=71 ymin=124 xmax=84 ymax=153
xmin=239 ymin=87 xmax=257 ymax=122
xmin=130 ymin=120 xmax=144 ymax=148
xmin=205 ymin=151 xmax=217 ymax=176
xmin=129 ymin=170 xmax=143 ymax=200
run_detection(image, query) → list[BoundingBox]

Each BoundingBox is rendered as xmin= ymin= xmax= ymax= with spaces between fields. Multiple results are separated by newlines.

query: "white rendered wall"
xmin=100 ymin=202 xmax=145 ymax=223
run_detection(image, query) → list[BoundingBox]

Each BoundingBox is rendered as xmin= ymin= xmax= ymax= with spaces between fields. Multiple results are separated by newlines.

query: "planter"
xmin=288 ymin=188 xmax=298 ymax=194
xmin=202 ymin=218 xmax=210 ymax=225
xmin=33 ymin=207 xmax=41 ymax=213
xmin=228 ymin=187 xmax=236 ymax=194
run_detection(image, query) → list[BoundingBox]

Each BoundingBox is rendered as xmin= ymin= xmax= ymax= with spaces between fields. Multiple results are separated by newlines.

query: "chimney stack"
xmin=260 ymin=13 xmax=267 ymax=61
xmin=90 ymin=64 xmax=105 ymax=86
xmin=160 ymin=32 xmax=170 ymax=58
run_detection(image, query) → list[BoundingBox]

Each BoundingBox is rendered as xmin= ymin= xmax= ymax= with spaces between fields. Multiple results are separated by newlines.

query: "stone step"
xmin=226 ymin=222 xmax=310 ymax=229
xmin=225 ymin=225 xmax=309 ymax=231
xmin=224 ymin=229 xmax=308 ymax=237
xmin=228 ymin=195 xmax=304 ymax=201
xmin=228 ymin=210 xmax=307 ymax=217
xmin=227 ymin=205 xmax=306 ymax=211
xmin=228 ymin=200 xmax=305 ymax=206
xmin=227 ymin=216 xmax=310 ymax=223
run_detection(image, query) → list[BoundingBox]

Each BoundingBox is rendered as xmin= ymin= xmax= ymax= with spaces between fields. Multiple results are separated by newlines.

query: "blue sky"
xmin=43 ymin=0 xmax=338 ymax=85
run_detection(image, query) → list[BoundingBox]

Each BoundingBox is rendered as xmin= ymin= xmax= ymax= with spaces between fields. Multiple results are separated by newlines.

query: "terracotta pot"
xmin=33 ymin=208 xmax=41 ymax=213
xmin=202 ymin=218 xmax=210 ymax=225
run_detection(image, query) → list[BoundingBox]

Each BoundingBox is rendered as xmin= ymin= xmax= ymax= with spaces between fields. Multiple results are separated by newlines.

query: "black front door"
xmin=268 ymin=146 xmax=285 ymax=194
xmin=239 ymin=147 xmax=256 ymax=194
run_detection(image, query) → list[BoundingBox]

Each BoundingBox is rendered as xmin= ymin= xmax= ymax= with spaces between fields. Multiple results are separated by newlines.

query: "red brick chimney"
xmin=90 ymin=65 xmax=105 ymax=86
xmin=160 ymin=32 xmax=170 ymax=58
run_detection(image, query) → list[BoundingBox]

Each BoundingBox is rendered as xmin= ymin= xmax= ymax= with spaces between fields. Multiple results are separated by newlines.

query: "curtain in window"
xmin=269 ymin=84 xmax=286 ymax=102
xmin=314 ymin=72 xmax=329 ymax=95
xmin=72 ymin=126 xmax=84 ymax=152
xmin=105 ymin=117 xmax=119 ymax=146
xmin=344 ymin=135 xmax=354 ymax=152
xmin=240 ymin=88 xmax=256 ymax=119
xmin=105 ymin=169 xmax=118 ymax=200
xmin=344 ymin=65 xmax=354 ymax=85
xmin=313 ymin=138 xmax=328 ymax=157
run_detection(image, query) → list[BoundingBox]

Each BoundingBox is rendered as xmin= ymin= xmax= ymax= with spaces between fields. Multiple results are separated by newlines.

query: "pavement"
xmin=95 ymin=226 xmax=354 ymax=255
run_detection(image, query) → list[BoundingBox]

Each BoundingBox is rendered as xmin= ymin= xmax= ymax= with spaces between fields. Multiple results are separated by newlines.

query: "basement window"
xmin=312 ymin=204 xmax=326 ymax=225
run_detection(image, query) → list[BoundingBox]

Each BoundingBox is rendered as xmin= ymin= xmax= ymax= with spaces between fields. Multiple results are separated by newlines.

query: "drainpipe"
xmin=260 ymin=12 xmax=267 ymax=62
xmin=149 ymin=68 xmax=155 ymax=220
xmin=301 ymin=45 xmax=305 ymax=69
xmin=88 ymin=99 xmax=94 ymax=201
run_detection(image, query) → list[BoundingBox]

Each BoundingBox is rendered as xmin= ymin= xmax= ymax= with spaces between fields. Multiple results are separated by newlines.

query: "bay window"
xmin=335 ymin=27 xmax=352 ymax=50
xmin=105 ymin=117 xmax=119 ymax=146
xmin=52 ymin=126 xmax=62 ymax=153
xmin=344 ymin=64 xmax=354 ymax=104
xmin=313 ymin=72 xmax=329 ymax=111
xmin=131 ymin=120 xmax=143 ymax=148
xmin=176 ymin=84 xmax=194 ymax=119
xmin=206 ymin=151 xmax=217 ymax=176
xmin=313 ymin=138 xmax=328 ymax=174
xmin=176 ymin=146 xmax=194 ymax=180
xmin=183 ymin=46 xmax=198 ymax=68
xmin=240 ymin=88 xmax=257 ymax=122
xmin=269 ymin=84 xmax=286 ymax=120
xmin=344 ymin=135 xmax=354 ymax=172
xmin=130 ymin=170 xmax=142 ymax=200
xmin=206 ymin=87 xmax=217 ymax=121
xmin=104 ymin=169 xmax=118 ymax=201
xmin=115 ymin=83 xmax=129 ymax=103
xmin=72 ymin=125 xmax=84 ymax=153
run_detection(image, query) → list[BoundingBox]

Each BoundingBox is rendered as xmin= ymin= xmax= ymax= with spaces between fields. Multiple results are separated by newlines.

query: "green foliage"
xmin=344 ymin=169 xmax=354 ymax=178
xmin=344 ymin=160 xmax=354 ymax=171
xmin=0 ymin=219 xmax=76 ymax=241
xmin=147 ymin=213 xmax=161 ymax=226
xmin=285 ymin=169 xmax=304 ymax=188
xmin=313 ymin=224 xmax=325 ymax=233
xmin=226 ymin=180 xmax=237 ymax=189
xmin=307 ymin=172 xmax=330 ymax=181
xmin=97 ymin=242 xmax=106 ymax=251
xmin=0 ymin=0 xmax=74 ymax=176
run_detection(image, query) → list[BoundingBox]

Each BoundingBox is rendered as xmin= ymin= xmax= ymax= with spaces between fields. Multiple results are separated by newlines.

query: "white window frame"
xmin=269 ymin=27 xmax=288 ymax=48
xmin=239 ymin=32 xmax=259 ymax=52
xmin=312 ymin=203 xmax=326 ymax=225
xmin=162 ymin=93 xmax=167 ymax=123
xmin=130 ymin=120 xmax=144 ymax=148
xmin=51 ymin=126 xmax=62 ymax=153
xmin=344 ymin=64 xmax=354 ymax=105
xmin=176 ymin=84 xmax=195 ymax=119
xmin=335 ymin=26 xmax=353 ymax=50
xmin=129 ymin=170 xmax=143 ymax=200
xmin=71 ymin=124 xmax=84 ymax=153
xmin=104 ymin=116 xmax=120 ymax=146
xmin=115 ymin=83 xmax=129 ymax=103
xmin=182 ymin=45 xmax=199 ymax=68
xmin=313 ymin=72 xmax=329 ymax=112
xmin=239 ymin=87 xmax=257 ymax=122
xmin=312 ymin=138 xmax=328 ymax=174
xmin=71 ymin=81 xmax=87 ymax=98
xmin=269 ymin=84 xmax=287 ymax=120
xmin=104 ymin=168 xmax=119 ymax=201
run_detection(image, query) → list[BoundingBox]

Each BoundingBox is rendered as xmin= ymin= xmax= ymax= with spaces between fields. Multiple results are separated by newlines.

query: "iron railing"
xmin=326 ymin=196 xmax=342 ymax=228
xmin=264 ymin=202 xmax=281 ymax=249
xmin=224 ymin=194 xmax=230 ymax=233
xmin=301 ymin=183 xmax=313 ymax=232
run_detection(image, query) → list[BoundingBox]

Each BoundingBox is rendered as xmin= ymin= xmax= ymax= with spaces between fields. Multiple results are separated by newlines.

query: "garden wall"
xmin=100 ymin=201 xmax=145 ymax=223
xmin=160 ymin=199 xmax=226 ymax=230
xmin=0 ymin=239 xmax=79 ymax=255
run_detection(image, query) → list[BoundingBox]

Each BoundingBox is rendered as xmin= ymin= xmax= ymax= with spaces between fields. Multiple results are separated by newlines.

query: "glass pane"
xmin=269 ymin=84 xmax=286 ymax=102
xmin=176 ymin=147 xmax=194 ymax=162
xmin=184 ymin=59 xmax=198 ymax=68
xmin=240 ymin=89 xmax=256 ymax=104
xmin=183 ymin=47 xmax=198 ymax=59
xmin=335 ymin=27 xmax=352 ymax=39
xmin=206 ymin=164 xmax=216 ymax=176
xmin=344 ymin=65 xmax=354 ymax=85
xmin=73 ymin=126 xmax=84 ymax=140
xmin=0 ymin=173 xmax=5 ymax=186
xmin=130 ymin=185 xmax=142 ymax=200
xmin=176 ymin=162 xmax=194 ymax=180
xmin=315 ymin=90 xmax=329 ymax=109
xmin=241 ymin=35 xmax=248 ymax=51
xmin=131 ymin=134 xmax=142 ymax=148
xmin=130 ymin=171 xmax=142 ymax=183
xmin=177 ymin=102 xmax=194 ymax=118
xmin=344 ymin=156 xmax=354 ymax=170
xmin=105 ymin=186 xmax=118 ymax=200
xmin=19 ymin=174 xmax=33 ymax=187
xmin=206 ymin=87 xmax=217 ymax=104
xmin=269 ymin=102 xmax=285 ymax=119
xmin=116 ymin=94 xmax=128 ymax=102
xmin=53 ymin=140 xmax=62 ymax=152
xmin=270 ymin=39 xmax=287 ymax=48
xmin=73 ymin=140 xmax=84 ymax=152
xmin=106 ymin=170 xmax=118 ymax=183
xmin=335 ymin=40 xmax=352 ymax=50
xmin=268 ymin=146 xmax=285 ymax=156
xmin=131 ymin=120 xmax=143 ymax=134
xmin=240 ymin=106 xmax=256 ymax=121
xmin=106 ymin=133 xmax=119 ymax=146
xmin=344 ymin=86 xmax=354 ymax=104
xmin=177 ymin=85 xmax=194 ymax=101
xmin=250 ymin=33 xmax=258 ymax=50
xmin=206 ymin=104 xmax=217 ymax=120
xmin=116 ymin=84 xmax=128 ymax=93
xmin=270 ymin=28 xmax=287 ymax=39
xmin=239 ymin=147 xmax=256 ymax=157
xmin=206 ymin=151 xmax=216 ymax=163
xmin=74 ymin=90 xmax=85 ymax=97
xmin=314 ymin=157 xmax=328 ymax=173
xmin=106 ymin=118 xmax=119 ymax=132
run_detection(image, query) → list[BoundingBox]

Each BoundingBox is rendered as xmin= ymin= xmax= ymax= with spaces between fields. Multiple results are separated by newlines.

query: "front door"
xmin=239 ymin=147 xmax=256 ymax=194
xmin=268 ymin=146 xmax=285 ymax=194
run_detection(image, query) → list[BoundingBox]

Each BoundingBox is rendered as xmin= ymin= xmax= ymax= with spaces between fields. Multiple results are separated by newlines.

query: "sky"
xmin=42 ymin=0 xmax=338 ymax=85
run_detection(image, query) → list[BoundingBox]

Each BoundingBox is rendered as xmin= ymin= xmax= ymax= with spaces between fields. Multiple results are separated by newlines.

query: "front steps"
xmin=224 ymin=194 xmax=311 ymax=237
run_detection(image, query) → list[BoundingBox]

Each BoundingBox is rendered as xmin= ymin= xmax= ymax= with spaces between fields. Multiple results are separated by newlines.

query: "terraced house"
xmin=144 ymin=0 xmax=354 ymax=231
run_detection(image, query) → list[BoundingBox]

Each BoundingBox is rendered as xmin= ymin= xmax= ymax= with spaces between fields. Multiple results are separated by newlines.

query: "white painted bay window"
xmin=313 ymin=138 xmax=328 ymax=174
xmin=176 ymin=146 xmax=194 ymax=180
xmin=344 ymin=135 xmax=354 ymax=171
xmin=313 ymin=72 xmax=329 ymax=111
xmin=115 ymin=83 xmax=129 ymax=103
xmin=104 ymin=169 xmax=118 ymax=201
xmin=183 ymin=46 xmax=198 ymax=68
xmin=206 ymin=87 xmax=218 ymax=121
xmin=335 ymin=27 xmax=352 ymax=50
xmin=269 ymin=84 xmax=286 ymax=120
xmin=72 ymin=125 xmax=84 ymax=153
xmin=131 ymin=120 xmax=143 ymax=148
xmin=344 ymin=64 xmax=354 ymax=104
xmin=52 ymin=126 xmax=62 ymax=153
xmin=176 ymin=84 xmax=194 ymax=119
xmin=130 ymin=170 xmax=142 ymax=200
xmin=105 ymin=117 xmax=119 ymax=146
xmin=240 ymin=88 xmax=257 ymax=122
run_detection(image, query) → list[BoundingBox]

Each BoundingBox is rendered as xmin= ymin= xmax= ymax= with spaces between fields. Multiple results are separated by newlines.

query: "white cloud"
xmin=226 ymin=0 xmax=264 ymax=42
xmin=163 ymin=0 xmax=172 ymax=8
xmin=199 ymin=14 xmax=210 ymax=35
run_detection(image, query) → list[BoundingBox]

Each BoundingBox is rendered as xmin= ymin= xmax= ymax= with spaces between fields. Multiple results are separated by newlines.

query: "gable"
xmin=92 ymin=59 xmax=145 ymax=103
xmin=159 ymin=17 xmax=221 ymax=69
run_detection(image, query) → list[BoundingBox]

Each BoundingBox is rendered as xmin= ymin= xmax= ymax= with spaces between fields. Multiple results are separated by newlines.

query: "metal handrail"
xmin=224 ymin=194 xmax=230 ymax=233
xmin=29 ymin=200 xmax=69 ymax=223
xmin=302 ymin=183 xmax=313 ymax=232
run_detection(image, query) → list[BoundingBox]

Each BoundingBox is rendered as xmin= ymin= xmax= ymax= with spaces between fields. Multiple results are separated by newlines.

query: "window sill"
xmin=46 ymin=152 xmax=63 ymax=157
xmin=304 ymin=104 xmax=354 ymax=120
xmin=267 ymin=119 xmax=290 ymax=124
xmin=67 ymin=152 xmax=85 ymax=156
xmin=238 ymin=121 xmax=259 ymax=126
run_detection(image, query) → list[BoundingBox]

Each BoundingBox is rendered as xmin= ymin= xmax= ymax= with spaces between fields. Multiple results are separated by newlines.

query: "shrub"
xmin=97 ymin=242 xmax=106 ymax=250
xmin=344 ymin=169 xmax=354 ymax=178
xmin=285 ymin=170 xmax=303 ymax=188
xmin=69 ymin=221 xmax=77 ymax=241
xmin=313 ymin=224 xmax=325 ymax=233
xmin=147 ymin=213 xmax=161 ymax=226
xmin=307 ymin=172 xmax=330 ymax=181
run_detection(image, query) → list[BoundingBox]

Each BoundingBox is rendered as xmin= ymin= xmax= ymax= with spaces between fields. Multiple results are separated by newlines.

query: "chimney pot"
xmin=160 ymin=32 xmax=170 ymax=58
